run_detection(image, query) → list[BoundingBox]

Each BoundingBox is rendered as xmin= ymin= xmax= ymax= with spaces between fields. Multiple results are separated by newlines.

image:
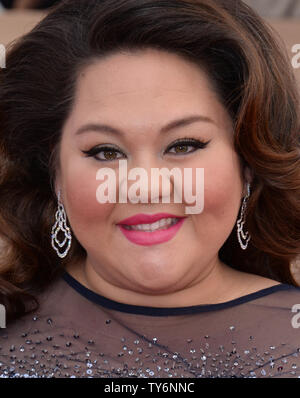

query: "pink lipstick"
xmin=116 ymin=213 xmax=187 ymax=246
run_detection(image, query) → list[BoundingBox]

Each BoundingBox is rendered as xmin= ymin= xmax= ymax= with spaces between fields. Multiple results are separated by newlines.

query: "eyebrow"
xmin=75 ymin=115 xmax=215 ymax=137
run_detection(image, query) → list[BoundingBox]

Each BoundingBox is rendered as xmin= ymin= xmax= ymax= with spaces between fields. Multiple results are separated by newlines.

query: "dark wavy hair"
xmin=0 ymin=0 xmax=300 ymax=324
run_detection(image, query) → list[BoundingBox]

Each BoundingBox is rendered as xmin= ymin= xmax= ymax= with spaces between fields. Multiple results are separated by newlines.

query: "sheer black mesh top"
xmin=1 ymin=270 xmax=300 ymax=378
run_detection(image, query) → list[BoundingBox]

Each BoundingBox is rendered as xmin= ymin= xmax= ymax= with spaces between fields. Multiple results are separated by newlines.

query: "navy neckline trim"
xmin=61 ymin=271 xmax=299 ymax=317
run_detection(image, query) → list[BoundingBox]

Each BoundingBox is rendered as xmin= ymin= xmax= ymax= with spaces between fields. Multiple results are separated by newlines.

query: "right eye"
xmin=82 ymin=146 xmax=126 ymax=162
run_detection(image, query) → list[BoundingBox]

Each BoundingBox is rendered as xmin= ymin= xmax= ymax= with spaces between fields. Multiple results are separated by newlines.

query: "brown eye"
xmin=173 ymin=144 xmax=189 ymax=153
xmin=103 ymin=149 xmax=118 ymax=160
xmin=166 ymin=138 xmax=210 ymax=155
xmin=82 ymin=146 xmax=125 ymax=161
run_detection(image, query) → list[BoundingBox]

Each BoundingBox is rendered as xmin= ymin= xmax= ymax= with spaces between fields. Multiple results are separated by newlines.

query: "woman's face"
xmin=56 ymin=48 xmax=246 ymax=295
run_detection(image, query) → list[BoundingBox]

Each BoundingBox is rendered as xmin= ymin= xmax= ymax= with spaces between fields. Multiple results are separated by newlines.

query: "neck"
xmin=65 ymin=257 xmax=254 ymax=308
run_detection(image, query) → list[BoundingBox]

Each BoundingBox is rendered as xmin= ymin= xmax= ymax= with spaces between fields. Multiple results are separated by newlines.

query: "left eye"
xmin=165 ymin=139 xmax=210 ymax=155
xmin=167 ymin=143 xmax=198 ymax=154
xmin=82 ymin=146 xmax=125 ymax=161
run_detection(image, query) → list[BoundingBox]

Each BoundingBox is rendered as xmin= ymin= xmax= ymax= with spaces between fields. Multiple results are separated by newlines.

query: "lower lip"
xmin=117 ymin=218 xmax=186 ymax=246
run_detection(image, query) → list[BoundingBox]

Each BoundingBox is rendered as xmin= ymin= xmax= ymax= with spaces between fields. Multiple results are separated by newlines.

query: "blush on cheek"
xmin=202 ymin=170 xmax=242 ymax=220
xmin=63 ymin=176 xmax=114 ymax=227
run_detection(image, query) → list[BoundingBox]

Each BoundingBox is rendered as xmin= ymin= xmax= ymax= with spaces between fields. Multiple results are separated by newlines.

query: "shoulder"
xmin=241 ymin=273 xmax=300 ymax=301
xmin=242 ymin=274 xmax=282 ymax=294
xmin=226 ymin=266 xmax=290 ymax=296
xmin=0 ymin=275 xmax=74 ymax=377
xmin=220 ymin=265 xmax=283 ymax=301
xmin=222 ymin=268 xmax=300 ymax=309
xmin=234 ymin=272 xmax=300 ymax=315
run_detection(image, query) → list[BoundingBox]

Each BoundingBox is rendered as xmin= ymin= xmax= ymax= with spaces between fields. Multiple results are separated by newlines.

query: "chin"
xmin=133 ymin=273 xmax=183 ymax=296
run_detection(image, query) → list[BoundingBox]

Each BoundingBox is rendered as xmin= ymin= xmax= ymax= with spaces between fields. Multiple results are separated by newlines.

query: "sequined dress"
xmin=1 ymin=271 xmax=300 ymax=378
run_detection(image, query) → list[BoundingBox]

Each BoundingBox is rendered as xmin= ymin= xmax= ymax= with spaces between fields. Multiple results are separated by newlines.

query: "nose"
xmin=118 ymin=155 xmax=179 ymax=205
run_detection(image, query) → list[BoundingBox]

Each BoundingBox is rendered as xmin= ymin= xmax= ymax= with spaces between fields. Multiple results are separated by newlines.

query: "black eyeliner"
xmin=82 ymin=137 xmax=210 ymax=160
xmin=82 ymin=146 xmax=122 ymax=157
xmin=164 ymin=137 xmax=210 ymax=153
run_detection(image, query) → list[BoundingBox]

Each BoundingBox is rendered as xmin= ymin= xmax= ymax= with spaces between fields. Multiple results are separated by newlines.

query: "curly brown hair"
xmin=0 ymin=0 xmax=300 ymax=324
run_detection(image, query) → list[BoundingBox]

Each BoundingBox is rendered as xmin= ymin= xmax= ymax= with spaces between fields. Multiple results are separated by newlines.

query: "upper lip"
xmin=117 ymin=213 xmax=187 ymax=226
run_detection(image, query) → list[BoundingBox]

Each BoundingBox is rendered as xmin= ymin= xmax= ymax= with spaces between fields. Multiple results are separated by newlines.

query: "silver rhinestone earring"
xmin=51 ymin=190 xmax=72 ymax=258
xmin=237 ymin=182 xmax=251 ymax=250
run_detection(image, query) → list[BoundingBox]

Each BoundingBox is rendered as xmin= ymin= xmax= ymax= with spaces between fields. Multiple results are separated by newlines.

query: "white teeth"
xmin=123 ymin=217 xmax=179 ymax=232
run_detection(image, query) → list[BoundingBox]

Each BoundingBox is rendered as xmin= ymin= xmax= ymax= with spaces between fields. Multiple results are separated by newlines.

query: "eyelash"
xmin=81 ymin=137 xmax=210 ymax=162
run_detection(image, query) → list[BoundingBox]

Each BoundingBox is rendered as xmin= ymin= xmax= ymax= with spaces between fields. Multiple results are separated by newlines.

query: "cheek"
xmin=61 ymin=161 xmax=115 ymax=230
xmin=194 ymin=149 xmax=243 ymax=220
xmin=204 ymin=177 xmax=241 ymax=219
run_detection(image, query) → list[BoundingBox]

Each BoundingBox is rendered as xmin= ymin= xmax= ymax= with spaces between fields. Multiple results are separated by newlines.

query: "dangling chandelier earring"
xmin=51 ymin=189 xmax=72 ymax=258
xmin=237 ymin=182 xmax=251 ymax=250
